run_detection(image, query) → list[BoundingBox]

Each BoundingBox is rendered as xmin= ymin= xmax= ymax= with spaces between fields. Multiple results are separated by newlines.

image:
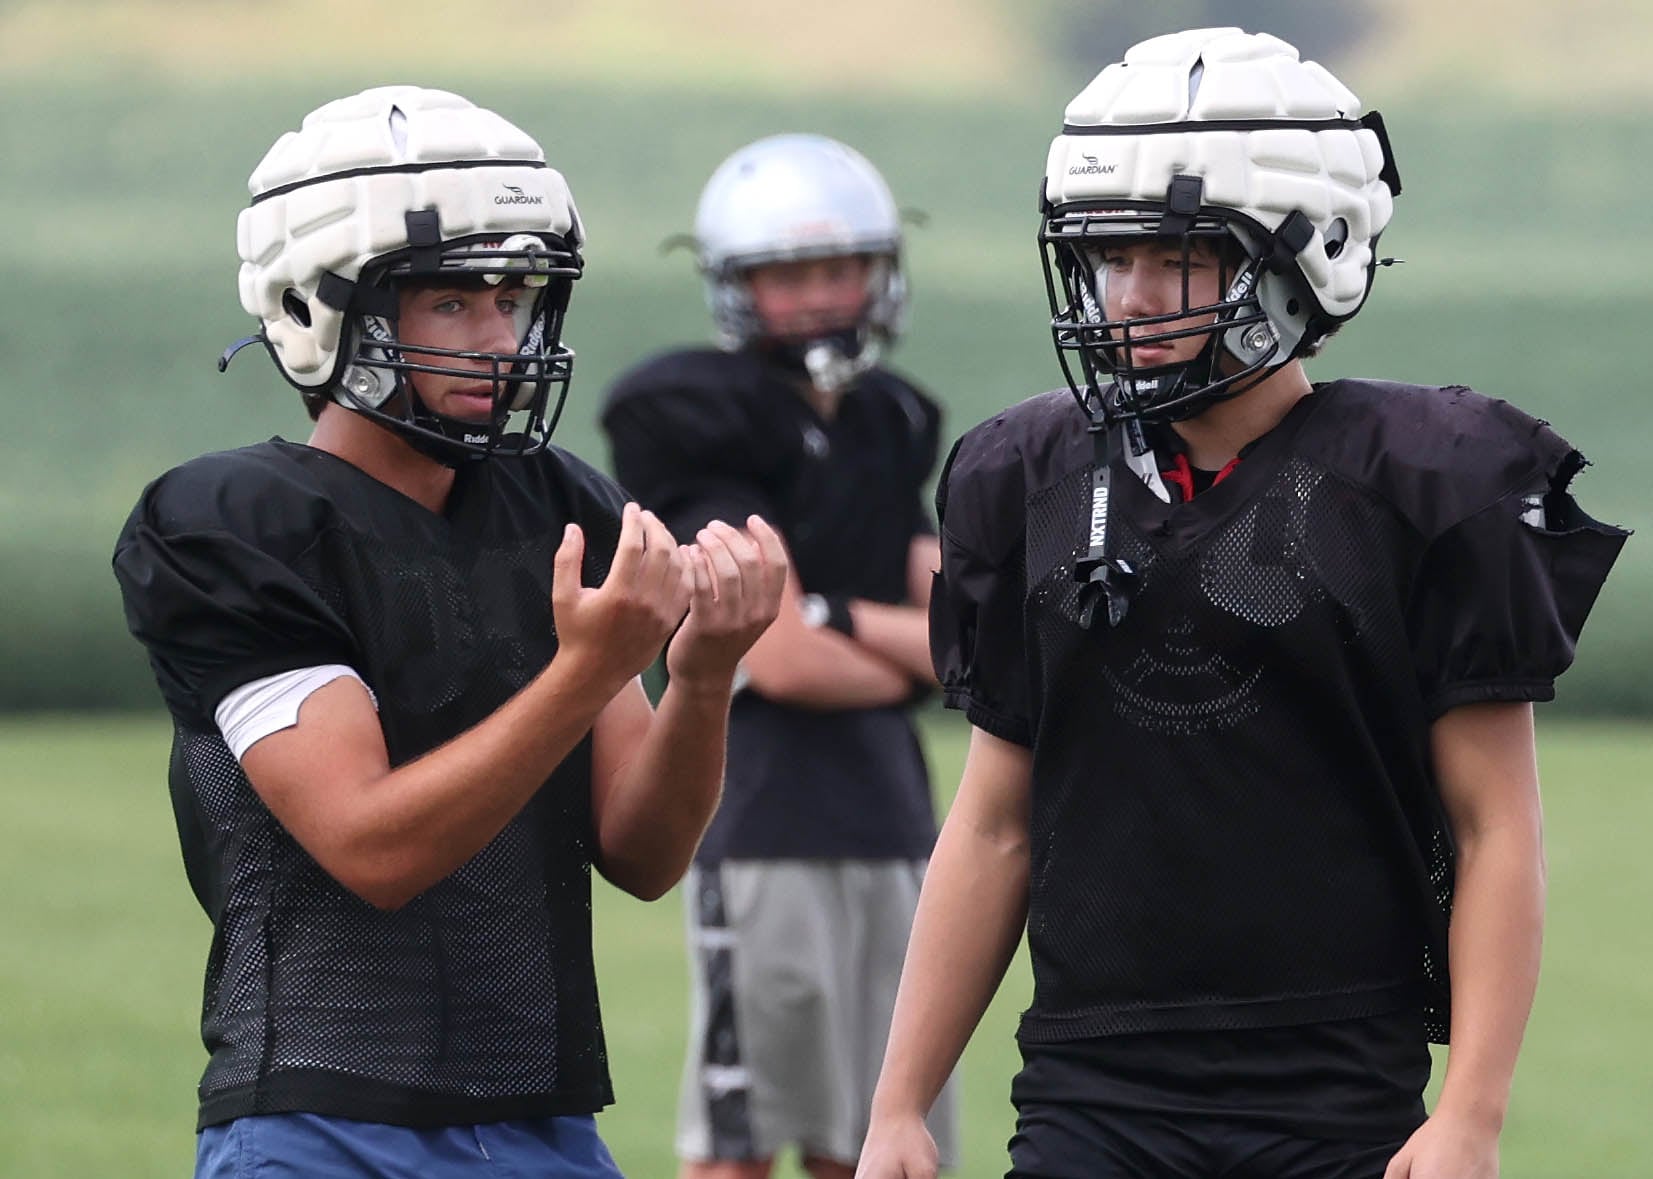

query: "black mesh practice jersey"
xmin=602 ymin=347 xmax=941 ymax=863
xmin=112 ymin=438 xmax=627 ymax=1129
xmin=932 ymin=380 xmax=1627 ymax=1045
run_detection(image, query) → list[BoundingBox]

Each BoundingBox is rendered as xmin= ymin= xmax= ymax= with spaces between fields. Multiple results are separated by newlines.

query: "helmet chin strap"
xmin=803 ymin=333 xmax=880 ymax=394
xmin=1109 ymin=346 xmax=1202 ymax=423
xmin=334 ymin=354 xmax=506 ymax=468
xmin=406 ymin=394 xmax=502 ymax=467
xmin=764 ymin=328 xmax=877 ymax=394
xmin=1108 ymin=328 xmax=1270 ymax=425
xmin=1072 ymin=386 xmax=1149 ymax=629
xmin=1071 ymin=335 xmax=1225 ymax=629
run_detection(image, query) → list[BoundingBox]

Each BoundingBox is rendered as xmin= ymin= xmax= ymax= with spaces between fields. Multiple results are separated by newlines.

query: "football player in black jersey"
xmin=112 ymin=87 xmax=785 ymax=1179
xmin=601 ymin=135 xmax=958 ymax=1179
xmin=858 ymin=28 xmax=1626 ymax=1179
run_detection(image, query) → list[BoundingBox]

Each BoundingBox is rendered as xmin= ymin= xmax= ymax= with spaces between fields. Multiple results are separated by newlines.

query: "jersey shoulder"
xmin=1303 ymin=380 xmax=1584 ymax=538
xmin=861 ymin=365 xmax=944 ymax=434
xmin=123 ymin=440 xmax=335 ymax=553
xmin=857 ymin=364 xmax=946 ymax=481
xmin=601 ymin=347 xmax=792 ymax=462
xmin=605 ymin=346 xmax=745 ymax=405
xmin=939 ymin=389 xmax=1085 ymax=562
xmin=529 ymin=443 xmax=629 ymax=525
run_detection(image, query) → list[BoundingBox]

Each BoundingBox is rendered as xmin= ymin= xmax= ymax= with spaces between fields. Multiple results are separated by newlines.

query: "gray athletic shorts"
xmin=677 ymin=860 xmax=960 ymax=1167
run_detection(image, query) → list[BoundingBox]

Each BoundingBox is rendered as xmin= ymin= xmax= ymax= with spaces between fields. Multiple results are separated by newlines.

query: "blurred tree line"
xmin=1043 ymin=0 xmax=1379 ymax=79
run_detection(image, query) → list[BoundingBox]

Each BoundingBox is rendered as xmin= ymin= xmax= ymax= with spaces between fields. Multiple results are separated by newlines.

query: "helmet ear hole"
xmin=1324 ymin=217 xmax=1349 ymax=259
xmin=282 ymin=289 xmax=313 ymax=328
xmin=1286 ymin=297 xmax=1301 ymax=317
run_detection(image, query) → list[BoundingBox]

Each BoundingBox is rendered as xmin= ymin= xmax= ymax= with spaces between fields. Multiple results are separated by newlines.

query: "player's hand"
xmin=854 ymin=1113 xmax=939 ymax=1179
xmin=665 ymin=515 xmax=788 ymax=692
xmin=552 ymin=502 xmax=692 ymax=696
xmin=1382 ymin=1110 xmax=1499 ymax=1179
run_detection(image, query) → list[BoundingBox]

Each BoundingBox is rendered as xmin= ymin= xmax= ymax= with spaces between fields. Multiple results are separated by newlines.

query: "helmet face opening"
xmin=1040 ymin=203 xmax=1283 ymax=423
xmin=330 ymin=232 xmax=583 ymax=465
xmin=736 ymin=251 xmax=895 ymax=392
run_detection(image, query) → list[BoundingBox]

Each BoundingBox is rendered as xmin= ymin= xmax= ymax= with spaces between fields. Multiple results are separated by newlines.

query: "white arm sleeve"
xmin=213 ymin=665 xmax=378 ymax=761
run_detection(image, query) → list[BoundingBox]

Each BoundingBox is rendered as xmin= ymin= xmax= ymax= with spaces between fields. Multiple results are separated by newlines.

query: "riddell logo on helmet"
xmin=496 ymin=185 xmax=544 ymax=206
xmin=1069 ymin=154 xmax=1118 ymax=176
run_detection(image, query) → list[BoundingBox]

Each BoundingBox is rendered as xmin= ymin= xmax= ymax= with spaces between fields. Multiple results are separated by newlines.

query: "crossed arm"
xmin=239 ymin=504 xmax=787 ymax=909
xmin=740 ymin=532 xmax=941 ymax=709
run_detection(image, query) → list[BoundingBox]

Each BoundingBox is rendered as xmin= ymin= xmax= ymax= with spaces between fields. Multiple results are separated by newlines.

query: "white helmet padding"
xmin=1039 ymin=27 xmax=1400 ymax=422
xmin=234 ymin=86 xmax=585 ymax=461
xmin=692 ymin=133 xmax=907 ymax=390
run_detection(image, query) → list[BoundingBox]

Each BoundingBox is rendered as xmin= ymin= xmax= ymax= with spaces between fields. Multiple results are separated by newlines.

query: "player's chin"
xmin=438 ymin=390 xmax=501 ymax=421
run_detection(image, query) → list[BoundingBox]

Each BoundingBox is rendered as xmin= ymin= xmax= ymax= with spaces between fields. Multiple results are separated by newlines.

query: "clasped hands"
xmin=552 ymin=501 xmax=787 ymax=695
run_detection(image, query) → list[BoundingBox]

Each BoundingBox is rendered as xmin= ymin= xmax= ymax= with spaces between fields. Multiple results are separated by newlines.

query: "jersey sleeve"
xmin=911 ymin=390 xmax=943 ymax=537
xmin=601 ymin=356 xmax=781 ymax=544
xmin=112 ymin=464 xmax=358 ymax=725
xmin=1408 ymin=450 xmax=1628 ymax=718
xmin=929 ymin=432 xmax=1034 ymax=746
xmin=881 ymin=371 xmax=945 ymax=537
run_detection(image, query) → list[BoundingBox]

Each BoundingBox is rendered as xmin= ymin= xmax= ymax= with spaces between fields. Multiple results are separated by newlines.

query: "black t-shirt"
xmin=932 ymin=380 xmax=1626 ymax=1046
xmin=602 ymin=347 xmax=942 ymax=862
xmin=1012 ymin=1010 xmax=1431 ymax=1141
xmin=112 ymin=438 xmax=626 ymax=1129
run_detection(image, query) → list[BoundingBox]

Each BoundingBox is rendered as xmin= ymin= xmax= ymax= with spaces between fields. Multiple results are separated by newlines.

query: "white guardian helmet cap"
xmin=1039 ymin=27 xmax=1401 ymax=423
xmin=693 ymin=133 xmax=907 ymax=391
xmin=232 ymin=85 xmax=585 ymax=462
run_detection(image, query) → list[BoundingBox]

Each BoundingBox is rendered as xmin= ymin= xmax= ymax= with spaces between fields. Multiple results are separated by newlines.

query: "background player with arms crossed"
xmin=602 ymin=134 xmax=958 ymax=1179
xmin=857 ymin=28 xmax=1627 ymax=1179
xmin=113 ymin=87 xmax=785 ymax=1179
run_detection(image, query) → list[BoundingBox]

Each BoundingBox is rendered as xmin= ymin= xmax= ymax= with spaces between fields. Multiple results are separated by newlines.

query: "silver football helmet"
xmin=693 ymin=133 xmax=906 ymax=391
xmin=233 ymin=86 xmax=584 ymax=463
xmin=1039 ymin=27 xmax=1401 ymax=423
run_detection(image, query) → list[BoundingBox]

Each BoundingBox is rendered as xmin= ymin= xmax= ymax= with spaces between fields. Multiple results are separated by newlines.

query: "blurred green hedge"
xmin=1 ymin=78 xmax=1644 ymax=712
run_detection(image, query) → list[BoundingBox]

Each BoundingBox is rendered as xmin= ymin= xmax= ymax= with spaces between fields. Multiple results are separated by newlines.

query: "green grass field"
xmin=2 ymin=712 xmax=1650 ymax=1177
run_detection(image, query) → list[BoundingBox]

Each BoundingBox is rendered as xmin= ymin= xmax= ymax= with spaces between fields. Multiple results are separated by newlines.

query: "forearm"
xmin=870 ymin=805 xmax=1029 ymax=1119
xmin=1435 ymin=820 xmax=1546 ymax=1131
xmin=744 ymin=624 xmax=913 ymax=709
xmin=594 ymin=676 xmax=733 ymax=899
xmin=307 ymin=655 xmax=616 ymax=908
xmin=245 ymin=504 xmax=714 ymax=911
xmin=848 ymin=599 xmax=938 ymax=685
